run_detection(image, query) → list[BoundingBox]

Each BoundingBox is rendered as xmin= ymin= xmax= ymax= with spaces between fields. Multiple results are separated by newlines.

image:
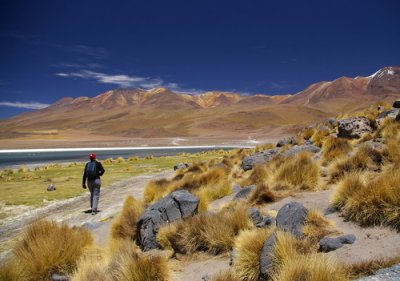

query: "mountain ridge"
xmin=0 ymin=66 xmax=399 ymax=147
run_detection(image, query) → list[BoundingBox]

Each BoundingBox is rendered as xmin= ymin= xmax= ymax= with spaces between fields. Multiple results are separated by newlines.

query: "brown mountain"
xmin=0 ymin=66 xmax=399 ymax=148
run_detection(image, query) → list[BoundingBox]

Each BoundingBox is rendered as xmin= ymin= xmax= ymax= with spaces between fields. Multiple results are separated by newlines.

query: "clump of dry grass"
xmin=248 ymin=183 xmax=277 ymax=204
xmin=376 ymin=118 xmax=400 ymax=142
xmin=157 ymin=202 xmax=251 ymax=255
xmin=321 ymin=136 xmax=352 ymax=165
xmin=303 ymin=209 xmax=335 ymax=241
xmin=345 ymin=255 xmax=400 ymax=279
xmin=144 ymin=178 xmax=172 ymax=204
xmin=71 ymin=240 xmax=169 ymax=281
xmin=273 ymin=152 xmax=320 ymax=191
xmin=247 ymin=164 xmax=269 ymax=186
xmin=211 ymin=270 xmax=241 ymax=281
xmin=329 ymin=144 xmax=383 ymax=183
xmin=234 ymin=228 xmax=274 ymax=281
xmin=271 ymin=231 xmax=347 ymax=280
xmin=331 ymin=166 xmax=400 ymax=230
xmin=310 ymin=128 xmax=331 ymax=147
xmin=6 ymin=220 xmax=93 ymax=281
xmin=272 ymin=253 xmax=348 ymax=281
xmin=300 ymin=127 xmax=316 ymax=140
xmin=111 ymin=196 xmax=144 ymax=241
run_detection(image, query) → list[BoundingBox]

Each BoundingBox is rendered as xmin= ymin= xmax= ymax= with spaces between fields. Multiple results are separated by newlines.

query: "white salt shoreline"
xmin=0 ymin=145 xmax=254 ymax=154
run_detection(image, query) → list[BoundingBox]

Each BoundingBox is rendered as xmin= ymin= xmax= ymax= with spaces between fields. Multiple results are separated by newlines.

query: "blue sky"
xmin=0 ymin=0 xmax=399 ymax=118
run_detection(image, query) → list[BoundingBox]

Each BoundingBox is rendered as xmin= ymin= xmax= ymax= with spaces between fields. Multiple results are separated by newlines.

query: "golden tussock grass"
xmin=321 ymin=136 xmax=352 ymax=165
xmin=273 ymin=152 xmax=320 ymax=191
xmin=246 ymin=164 xmax=269 ymax=186
xmin=303 ymin=209 xmax=335 ymax=241
xmin=157 ymin=202 xmax=251 ymax=255
xmin=301 ymin=127 xmax=316 ymax=140
xmin=332 ymin=166 xmax=400 ymax=230
xmin=72 ymin=240 xmax=170 ymax=281
xmin=382 ymin=139 xmax=400 ymax=165
xmin=310 ymin=129 xmax=331 ymax=147
xmin=248 ymin=183 xmax=277 ymax=204
xmin=234 ymin=228 xmax=274 ymax=281
xmin=211 ymin=270 xmax=241 ymax=281
xmin=272 ymin=253 xmax=349 ymax=281
xmin=144 ymin=178 xmax=172 ymax=204
xmin=376 ymin=118 xmax=400 ymax=141
xmin=330 ymin=172 xmax=365 ymax=209
xmin=111 ymin=196 xmax=144 ymax=241
xmin=329 ymin=144 xmax=383 ymax=183
xmin=7 ymin=220 xmax=93 ymax=281
xmin=255 ymin=143 xmax=275 ymax=152
xmin=345 ymin=255 xmax=400 ymax=279
xmin=70 ymin=248 xmax=110 ymax=281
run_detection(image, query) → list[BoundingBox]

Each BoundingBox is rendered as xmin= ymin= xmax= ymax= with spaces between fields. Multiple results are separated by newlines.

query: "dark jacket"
xmin=82 ymin=160 xmax=105 ymax=185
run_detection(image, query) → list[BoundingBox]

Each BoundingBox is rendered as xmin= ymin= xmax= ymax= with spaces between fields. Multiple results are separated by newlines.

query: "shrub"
xmin=70 ymin=248 xmax=110 ymax=281
xmin=345 ymin=255 xmax=400 ymax=279
xmin=303 ymin=209 xmax=335 ymax=241
xmin=111 ymin=196 xmax=144 ymax=241
xmin=115 ymin=157 xmax=126 ymax=163
xmin=234 ymin=228 xmax=274 ymax=281
xmin=332 ymin=167 xmax=400 ymax=230
xmin=11 ymin=220 xmax=93 ymax=281
xmin=272 ymin=253 xmax=348 ymax=281
xmin=157 ymin=202 xmax=251 ymax=255
xmin=310 ymin=129 xmax=330 ymax=147
xmin=247 ymin=164 xmax=269 ymax=186
xmin=273 ymin=152 xmax=320 ymax=190
xmin=330 ymin=172 xmax=365 ymax=209
xmin=329 ymin=144 xmax=383 ymax=183
xmin=248 ymin=184 xmax=277 ymax=204
xmin=321 ymin=136 xmax=352 ymax=165
xmin=143 ymin=178 xmax=173 ymax=204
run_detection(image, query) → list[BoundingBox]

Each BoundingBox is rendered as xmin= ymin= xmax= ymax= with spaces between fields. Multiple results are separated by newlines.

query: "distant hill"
xmin=0 ymin=66 xmax=399 ymax=148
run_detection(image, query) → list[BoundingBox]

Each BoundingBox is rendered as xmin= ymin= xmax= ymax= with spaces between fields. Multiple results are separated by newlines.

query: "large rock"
xmin=281 ymin=144 xmax=320 ymax=157
xmin=338 ymin=117 xmax=373 ymax=139
xmin=393 ymin=100 xmax=400 ymax=108
xmin=376 ymin=109 xmax=400 ymax=125
xmin=259 ymin=233 xmax=277 ymax=279
xmin=137 ymin=190 xmax=199 ymax=251
xmin=276 ymin=202 xmax=308 ymax=238
xmin=232 ymin=185 xmax=256 ymax=201
xmin=241 ymin=148 xmax=279 ymax=171
xmin=276 ymin=136 xmax=297 ymax=147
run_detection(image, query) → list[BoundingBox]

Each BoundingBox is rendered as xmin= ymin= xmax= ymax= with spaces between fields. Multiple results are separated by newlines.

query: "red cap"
xmin=89 ymin=153 xmax=96 ymax=160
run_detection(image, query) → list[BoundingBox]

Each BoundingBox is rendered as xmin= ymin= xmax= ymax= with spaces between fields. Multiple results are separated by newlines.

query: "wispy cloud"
xmin=0 ymin=101 xmax=50 ymax=110
xmin=56 ymin=70 xmax=163 ymax=88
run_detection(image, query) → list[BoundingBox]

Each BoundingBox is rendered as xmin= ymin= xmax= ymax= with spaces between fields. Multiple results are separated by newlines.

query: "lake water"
xmin=0 ymin=146 xmax=244 ymax=168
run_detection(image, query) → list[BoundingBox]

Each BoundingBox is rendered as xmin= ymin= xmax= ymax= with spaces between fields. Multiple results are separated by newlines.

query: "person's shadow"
xmin=83 ymin=209 xmax=101 ymax=213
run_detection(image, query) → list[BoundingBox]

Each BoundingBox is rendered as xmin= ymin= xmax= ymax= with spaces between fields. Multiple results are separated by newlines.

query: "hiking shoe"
xmin=91 ymin=210 xmax=96 ymax=215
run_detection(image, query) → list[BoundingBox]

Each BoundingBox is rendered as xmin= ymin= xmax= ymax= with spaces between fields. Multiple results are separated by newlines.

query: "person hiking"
xmin=82 ymin=153 xmax=105 ymax=215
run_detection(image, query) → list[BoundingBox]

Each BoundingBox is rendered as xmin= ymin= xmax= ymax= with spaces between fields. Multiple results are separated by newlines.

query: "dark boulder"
xmin=259 ymin=233 xmax=277 ymax=279
xmin=137 ymin=190 xmax=199 ymax=251
xmin=232 ymin=185 xmax=256 ymax=201
xmin=376 ymin=109 xmax=400 ymax=125
xmin=276 ymin=201 xmax=308 ymax=238
xmin=319 ymin=237 xmax=344 ymax=252
xmin=241 ymin=148 xmax=279 ymax=171
xmin=393 ymin=100 xmax=400 ymax=108
xmin=338 ymin=117 xmax=373 ymax=139
xmin=276 ymin=136 xmax=297 ymax=147
xmin=281 ymin=144 xmax=320 ymax=158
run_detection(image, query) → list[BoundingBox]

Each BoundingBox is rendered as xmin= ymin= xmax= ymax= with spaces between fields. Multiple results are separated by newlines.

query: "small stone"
xmin=248 ymin=207 xmax=263 ymax=225
xmin=338 ymin=234 xmax=356 ymax=244
xmin=319 ymin=237 xmax=343 ymax=252
xmin=256 ymin=215 xmax=275 ymax=228
xmin=201 ymin=274 xmax=211 ymax=281
xmin=51 ymin=273 xmax=69 ymax=281
xmin=47 ymin=184 xmax=56 ymax=191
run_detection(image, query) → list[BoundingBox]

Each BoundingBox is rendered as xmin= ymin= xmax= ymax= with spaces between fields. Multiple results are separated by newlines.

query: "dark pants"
xmin=88 ymin=178 xmax=101 ymax=210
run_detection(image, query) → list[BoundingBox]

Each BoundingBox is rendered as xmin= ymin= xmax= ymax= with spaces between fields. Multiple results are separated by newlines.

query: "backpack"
xmin=86 ymin=161 xmax=98 ymax=179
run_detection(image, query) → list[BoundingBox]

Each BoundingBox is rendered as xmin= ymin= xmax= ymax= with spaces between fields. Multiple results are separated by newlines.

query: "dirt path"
xmin=0 ymin=170 xmax=173 ymax=260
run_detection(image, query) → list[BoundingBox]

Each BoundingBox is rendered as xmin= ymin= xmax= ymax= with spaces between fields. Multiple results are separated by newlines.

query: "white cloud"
xmin=56 ymin=70 xmax=164 ymax=88
xmin=0 ymin=101 xmax=50 ymax=110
